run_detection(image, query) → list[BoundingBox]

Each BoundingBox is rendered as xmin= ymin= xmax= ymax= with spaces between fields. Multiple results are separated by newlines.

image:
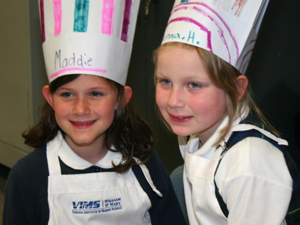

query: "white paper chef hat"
xmin=39 ymin=0 xmax=140 ymax=85
xmin=162 ymin=0 xmax=269 ymax=74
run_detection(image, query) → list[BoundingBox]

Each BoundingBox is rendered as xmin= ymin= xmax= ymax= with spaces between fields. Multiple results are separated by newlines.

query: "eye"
xmin=159 ymin=79 xmax=172 ymax=86
xmin=61 ymin=92 xmax=73 ymax=97
xmin=90 ymin=92 xmax=103 ymax=97
xmin=188 ymin=82 xmax=201 ymax=89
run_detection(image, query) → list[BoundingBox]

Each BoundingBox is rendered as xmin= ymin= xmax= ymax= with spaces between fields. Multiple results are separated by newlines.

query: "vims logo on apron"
xmin=46 ymin=133 xmax=154 ymax=225
xmin=72 ymin=197 xmax=122 ymax=214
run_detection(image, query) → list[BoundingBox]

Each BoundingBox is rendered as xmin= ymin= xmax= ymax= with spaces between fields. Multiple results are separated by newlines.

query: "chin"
xmin=70 ymin=136 xmax=96 ymax=146
xmin=171 ymin=127 xmax=193 ymax=137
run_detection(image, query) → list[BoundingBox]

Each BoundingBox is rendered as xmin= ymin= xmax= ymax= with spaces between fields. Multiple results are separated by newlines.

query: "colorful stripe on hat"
xmin=121 ymin=0 xmax=132 ymax=42
xmin=102 ymin=0 xmax=115 ymax=35
xmin=40 ymin=0 xmax=135 ymax=42
xmin=50 ymin=67 xmax=107 ymax=79
xmin=74 ymin=0 xmax=90 ymax=32
xmin=40 ymin=0 xmax=46 ymax=42
xmin=53 ymin=0 xmax=62 ymax=36
xmin=171 ymin=2 xmax=239 ymax=64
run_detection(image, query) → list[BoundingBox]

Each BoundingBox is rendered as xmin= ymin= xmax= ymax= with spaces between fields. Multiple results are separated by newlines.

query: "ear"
xmin=42 ymin=85 xmax=54 ymax=108
xmin=124 ymin=86 xmax=132 ymax=105
xmin=235 ymin=75 xmax=248 ymax=101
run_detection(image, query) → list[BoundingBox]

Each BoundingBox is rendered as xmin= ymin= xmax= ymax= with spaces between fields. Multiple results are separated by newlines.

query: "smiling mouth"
xmin=169 ymin=114 xmax=193 ymax=121
xmin=71 ymin=120 xmax=96 ymax=126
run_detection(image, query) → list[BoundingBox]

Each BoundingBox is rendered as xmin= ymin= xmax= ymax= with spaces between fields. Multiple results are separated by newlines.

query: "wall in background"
xmin=0 ymin=1 xmax=47 ymax=168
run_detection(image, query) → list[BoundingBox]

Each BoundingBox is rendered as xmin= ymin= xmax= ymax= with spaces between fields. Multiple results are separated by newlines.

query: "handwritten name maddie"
xmin=54 ymin=50 xmax=93 ymax=70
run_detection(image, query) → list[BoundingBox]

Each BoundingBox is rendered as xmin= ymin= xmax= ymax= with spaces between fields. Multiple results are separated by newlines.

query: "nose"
xmin=167 ymin=87 xmax=185 ymax=109
xmin=72 ymin=97 xmax=90 ymax=115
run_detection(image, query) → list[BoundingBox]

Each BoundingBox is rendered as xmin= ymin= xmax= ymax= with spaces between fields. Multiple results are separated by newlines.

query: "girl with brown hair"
xmin=3 ymin=0 xmax=186 ymax=224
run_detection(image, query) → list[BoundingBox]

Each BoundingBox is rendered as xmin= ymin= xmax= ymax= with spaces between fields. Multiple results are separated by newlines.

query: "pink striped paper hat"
xmin=39 ymin=0 xmax=140 ymax=85
xmin=162 ymin=0 xmax=269 ymax=74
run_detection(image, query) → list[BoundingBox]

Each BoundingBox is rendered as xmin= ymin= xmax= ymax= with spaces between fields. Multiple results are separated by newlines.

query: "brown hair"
xmin=153 ymin=42 xmax=279 ymax=146
xmin=23 ymin=75 xmax=154 ymax=173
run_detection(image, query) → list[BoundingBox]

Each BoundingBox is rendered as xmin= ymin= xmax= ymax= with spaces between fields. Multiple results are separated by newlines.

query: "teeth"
xmin=74 ymin=121 xmax=94 ymax=125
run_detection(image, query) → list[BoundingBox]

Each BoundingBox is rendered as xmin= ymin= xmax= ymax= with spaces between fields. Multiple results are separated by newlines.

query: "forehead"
xmin=156 ymin=46 xmax=210 ymax=80
xmin=60 ymin=74 xmax=114 ymax=89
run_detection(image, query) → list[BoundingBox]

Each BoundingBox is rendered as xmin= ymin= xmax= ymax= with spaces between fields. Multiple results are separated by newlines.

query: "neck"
xmin=65 ymin=136 xmax=108 ymax=164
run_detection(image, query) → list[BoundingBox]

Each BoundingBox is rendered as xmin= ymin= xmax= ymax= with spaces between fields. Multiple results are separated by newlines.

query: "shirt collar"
xmin=54 ymin=132 xmax=123 ymax=170
xmin=185 ymin=106 xmax=250 ymax=159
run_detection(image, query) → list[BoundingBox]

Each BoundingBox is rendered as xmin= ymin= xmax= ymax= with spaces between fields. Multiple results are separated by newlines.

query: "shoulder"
xmin=227 ymin=136 xmax=286 ymax=166
xmin=132 ymin=149 xmax=176 ymax=197
xmin=17 ymin=144 xmax=47 ymax=163
xmin=143 ymin=150 xmax=172 ymax=185
xmin=218 ymin=137 xmax=292 ymax=186
xmin=144 ymin=151 xmax=164 ymax=170
xmin=8 ymin=145 xmax=49 ymax=185
xmin=4 ymin=145 xmax=49 ymax=224
xmin=131 ymin=150 xmax=170 ymax=203
xmin=135 ymin=150 xmax=170 ymax=186
xmin=132 ymin=151 xmax=187 ymax=225
xmin=134 ymin=150 xmax=179 ymax=203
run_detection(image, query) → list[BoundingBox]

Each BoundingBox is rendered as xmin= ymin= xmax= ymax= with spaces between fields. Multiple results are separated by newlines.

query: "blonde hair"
xmin=154 ymin=42 xmax=279 ymax=146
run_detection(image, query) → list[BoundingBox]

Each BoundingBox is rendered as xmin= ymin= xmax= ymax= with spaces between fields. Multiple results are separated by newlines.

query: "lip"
xmin=169 ymin=113 xmax=193 ymax=123
xmin=70 ymin=120 xmax=97 ymax=129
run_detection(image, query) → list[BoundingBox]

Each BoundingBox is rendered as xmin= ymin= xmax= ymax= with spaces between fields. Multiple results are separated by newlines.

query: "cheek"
xmin=155 ymin=88 xmax=166 ymax=108
xmin=53 ymin=104 xmax=70 ymax=118
xmin=54 ymin=110 xmax=67 ymax=129
xmin=52 ymin=98 xmax=69 ymax=113
xmin=97 ymin=100 xmax=116 ymax=118
xmin=193 ymin=90 xmax=227 ymax=116
xmin=54 ymin=109 xmax=69 ymax=128
xmin=214 ymin=90 xmax=227 ymax=111
xmin=204 ymin=91 xmax=227 ymax=119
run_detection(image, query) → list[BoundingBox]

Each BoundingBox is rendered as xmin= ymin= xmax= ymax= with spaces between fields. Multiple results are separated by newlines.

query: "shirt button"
xmin=94 ymin=167 xmax=100 ymax=172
